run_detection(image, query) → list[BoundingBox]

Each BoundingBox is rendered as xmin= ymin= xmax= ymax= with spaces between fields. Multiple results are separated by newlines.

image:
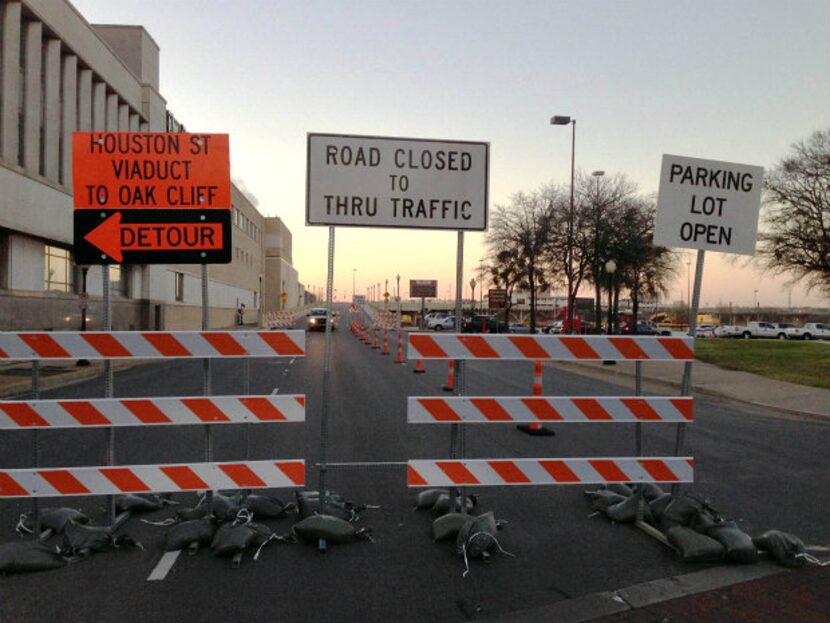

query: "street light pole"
xmin=352 ymin=268 xmax=356 ymax=301
xmin=606 ymin=260 xmax=617 ymax=334
xmin=686 ymin=259 xmax=692 ymax=322
xmin=552 ymin=114 xmax=576 ymax=333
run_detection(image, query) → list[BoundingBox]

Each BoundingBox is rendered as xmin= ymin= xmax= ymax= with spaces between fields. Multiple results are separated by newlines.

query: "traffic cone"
xmin=382 ymin=328 xmax=390 ymax=355
xmin=363 ymin=324 xmax=371 ymax=344
xmin=372 ymin=327 xmax=379 ymax=349
xmin=442 ymin=360 xmax=455 ymax=392
xmin=518 ymin=360 xmax=555 ymax=436
xmin=413 ymin=358 xmax=425 ymax=374
xmin=394 ymin=330 xmax=404 ymax=364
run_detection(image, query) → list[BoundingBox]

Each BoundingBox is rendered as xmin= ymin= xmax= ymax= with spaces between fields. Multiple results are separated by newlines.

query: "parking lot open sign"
xmin=653 ymin=154 xmax=763 ymax=256
xmin=306 ymin=133 xmax=489 ymax=231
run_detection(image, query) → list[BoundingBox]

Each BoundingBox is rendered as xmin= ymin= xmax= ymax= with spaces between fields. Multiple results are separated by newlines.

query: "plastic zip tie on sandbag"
xmin=461 ymin=531 xmax=514 ymax=577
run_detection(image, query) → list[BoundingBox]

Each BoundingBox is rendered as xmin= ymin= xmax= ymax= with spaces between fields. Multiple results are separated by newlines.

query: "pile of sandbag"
xmin=413 ymin=488 xmax=511 ymax=576
xmin=584 ymin=485 xmax=828 ymax=568
xmin=290 ymin=490 xmax=376 ymax=547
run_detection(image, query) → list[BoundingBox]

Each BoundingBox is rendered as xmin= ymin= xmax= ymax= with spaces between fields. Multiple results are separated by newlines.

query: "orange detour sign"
xmin=72 ymin=132 xmax=231 ymax=264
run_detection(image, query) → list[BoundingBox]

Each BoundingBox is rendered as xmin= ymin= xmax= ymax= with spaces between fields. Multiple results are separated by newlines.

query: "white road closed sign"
xmin=306 ymin=133 xmax=489 ymax=230
xmin=653 ymin=154 xmax=763 ymax=256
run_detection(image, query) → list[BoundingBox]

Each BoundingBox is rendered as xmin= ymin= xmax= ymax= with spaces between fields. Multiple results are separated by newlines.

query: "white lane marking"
xmin=271 ymin=387 xmax=279 ymax=394
xmin=289 ymin=358 xmax=295 ymax=365
xmin=147 ymin=550 xmax=182 ymax=581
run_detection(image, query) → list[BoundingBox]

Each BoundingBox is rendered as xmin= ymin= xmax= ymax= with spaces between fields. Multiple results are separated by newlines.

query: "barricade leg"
xmin=442 ymin=360 xmax=455 ymax=391
xmin=517 ymin=361 xmax=555 ymax=436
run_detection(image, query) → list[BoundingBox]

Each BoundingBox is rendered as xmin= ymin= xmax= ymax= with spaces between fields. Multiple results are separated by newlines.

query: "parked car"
xmin=463 ymin=315 xmax=509 ymax=333
xmin=432 ymin=316 xmax=456 ymax=331
xmin=306 ymin=307 xmax=336 ymax=332
xmin=507 ymin=323 xmax=541 ymax=334
xmin=735 ymin=321 xmax=786 ymax=340
xmin=543 ymin=320 xmax=564 ymax=334
xmin=785 ymin=323 xmax=830 ymax=340
xmin=425 ymin=313 xmax=449 ymax=329
xmin=621 ymin=322 xmax=660 ymax=335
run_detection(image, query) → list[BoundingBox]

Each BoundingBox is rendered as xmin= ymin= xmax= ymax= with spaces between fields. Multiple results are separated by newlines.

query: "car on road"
xmin=306 ymin=307 xmax=336 ymax=332
xmin=463 ymin=315 xmax=509 ymax=333
xmin=694 ymin=324 xmax=717 ymax=338
xmin=785 ymin=322 xmax=830 ymax=340
xmin=425 ymin=313 xmax=450 ymax=329
xmin=714 ymin=324 xmax=742 ymax=338
xmin=432 ymin=316 xmax=457 ymax=331
xmin=621 ymin=321 xmax=661 ymax=335
xmin=543 ymin=320 xmax=564 ymax=334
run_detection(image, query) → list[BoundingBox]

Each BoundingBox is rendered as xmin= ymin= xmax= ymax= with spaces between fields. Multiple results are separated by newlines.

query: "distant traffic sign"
xmin=72 ymin=132 xmax=231 ymax=264
xmin=653 ymin=154 xmax=763 ymax=256
xmin=306 ymin=133 xmax=489 ymax=231
xmin=410 ymin=280 xmax=437 ymax=298
xmin=488 ymin=288 xmax=507 ymax=308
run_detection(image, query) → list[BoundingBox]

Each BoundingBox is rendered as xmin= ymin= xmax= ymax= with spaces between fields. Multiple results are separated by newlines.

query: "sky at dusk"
xmin=72 ymin=0 xmax=830 ymax=308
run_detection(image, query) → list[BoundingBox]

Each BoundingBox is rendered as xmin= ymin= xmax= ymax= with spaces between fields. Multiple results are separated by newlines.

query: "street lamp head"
xmin=605 ymin=259 xmax=617 ymax=274
xmin=550 ymin=115 xmax=572 ymax=125
xmin=591 ymin=170 xmax=605 ymax=177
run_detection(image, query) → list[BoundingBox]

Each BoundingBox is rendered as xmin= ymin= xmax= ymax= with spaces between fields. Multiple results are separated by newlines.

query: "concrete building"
xmin=0 ymin=0 xmax=299 ymax=330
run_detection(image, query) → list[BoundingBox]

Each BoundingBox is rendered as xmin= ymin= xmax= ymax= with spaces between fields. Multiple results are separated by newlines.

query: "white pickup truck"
xmin=736 ymin=321 xmax=789 ymax=340
xmin=785 ymin=323 xmax=830 ymax=341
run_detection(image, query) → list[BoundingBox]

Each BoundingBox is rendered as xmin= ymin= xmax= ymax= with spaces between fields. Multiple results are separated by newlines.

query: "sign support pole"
xmin=672 ymin=249 xmax=705 ymax=496
xmin=30 ymin=360 xmax=40 ymax=539
xmin=317 ymin=226 xmax=336 ymax=550
xmin=102 ymin=266 xmax=116 ymax=524
xmin=201 ymin=264 xmax=213 ymax=512
xmin=450 ymin=231 xmax=465 ymax=512
xmin=420 ymin=297 xmax=425 ymax=330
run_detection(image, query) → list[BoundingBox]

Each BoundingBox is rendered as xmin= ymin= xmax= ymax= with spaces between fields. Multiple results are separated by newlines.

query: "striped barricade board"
xmin=0 ymin=395 xmax=305 ymax=429
xmin=408 ymin=396 xmax=693 ymax=424
xmin=407 ymin=333 xmax=693 ymax=361
xmin=0 ymin=460 xmax=305 ymax=498
xmin=0 ymin=330 xmax=305 ymax=360
xmin=407 ymin=458 xmax=694 ymax=487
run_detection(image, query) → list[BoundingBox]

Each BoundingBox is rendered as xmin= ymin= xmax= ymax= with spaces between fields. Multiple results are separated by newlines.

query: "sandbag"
xmin=165 ymin=518 xmax=216 ymax=552
xmin=211 ymin=493 xmax=243 ymax=523
xmin=584 ymin=490 xmax=627 ymax=513
xmin=414 ymin=489 xmax=446 ymax=510
xmin=62 ymin=522 xmax=138 ymax=557
xmin=634 ymin=483 xmax=665 ymax=502
xmin=116 ymin=493 xmax=165 ymax=514
xmin=706 ymin=521 xmax=758 ymax=564
xmin=431 ymin=494 xmax=477 ymax=518
xmin=690 ymin=509 xmax=720 ymax=535
xmin=753 ymin=530 xmax=808 ymax=568
xmin=665 ymin=525 xmax=725 ymax=562
xmin=605 ymin=483 xmax=634 ymax=497
xmin=176 ymin=505 xmax=209 ymax=522
xmin=291 ymin=514 xmax=371 ymax=545
xmin=242 ymin=494 xmax=292 ymax=519
xmin=456 ymin=512 xmax=499 ymax=560
xmin=18 ymin=507 xmax=88 ymax=535
xmin=210 ymin=521 xmax=272 ymax=557
xmin=0 ymin=542 xmax=66 ymax=574
xmin=296 ymin=491 xmax=361 ymax=522
xmin=661 ymin=496 xmax=703 ymax=527
xmin=605 ymin=494 xmax=653 ymax=524
xmin=649 ymin=494 xmax=673 ymax=523
xmin=432 ymin=513 xmax=473 ymax=542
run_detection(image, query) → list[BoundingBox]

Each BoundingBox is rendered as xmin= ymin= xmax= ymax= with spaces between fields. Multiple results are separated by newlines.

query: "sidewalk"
xmin=554 ymin=359 xmax=830 ymax=420
xmin=0 ymin=359 xmax=149 ymax=398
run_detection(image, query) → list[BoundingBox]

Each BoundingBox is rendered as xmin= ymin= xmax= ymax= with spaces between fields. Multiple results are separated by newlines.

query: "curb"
xmin=481 ymin=563 xmax=786 ymax=623
xmin=551 ymin=361 xmax=830 ymax=422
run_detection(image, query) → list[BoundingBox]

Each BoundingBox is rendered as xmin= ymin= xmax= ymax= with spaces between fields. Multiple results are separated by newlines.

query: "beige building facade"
xmin=0 ymin=0 xmax=300 ymax=330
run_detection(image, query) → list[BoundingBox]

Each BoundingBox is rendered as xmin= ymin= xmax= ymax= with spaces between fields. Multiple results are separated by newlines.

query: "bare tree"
xmin=758 ymin=128 xmax=830 ymax=297
xmin=485 ymin=190 xmax=555 ymax=331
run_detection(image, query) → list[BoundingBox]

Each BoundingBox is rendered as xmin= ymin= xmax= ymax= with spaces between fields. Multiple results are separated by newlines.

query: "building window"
xmin=109 ymin=265 xmax=128 ymax=297
xmin=44 ymin=245 xmax=74 ymax=292
xmin=174 ymin=272 xmax=184 ymax=301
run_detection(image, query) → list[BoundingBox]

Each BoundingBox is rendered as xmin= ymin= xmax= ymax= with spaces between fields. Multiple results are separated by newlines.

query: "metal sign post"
xmin=102 ymin=266 xmax=115 ymax=523
xmin=317 ymin=226 xmax=336 ymax=549
xmin=201 ymin=264 xmax=214 ymax=512
xmin=30 ymin=360 xmax=40 ymax=539
xmin=450 ymin=231 xmax=465 ymax=512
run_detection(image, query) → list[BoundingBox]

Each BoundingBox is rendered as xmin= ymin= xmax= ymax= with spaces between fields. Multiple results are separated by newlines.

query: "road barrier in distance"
xmin=407 ymin=333 xmax=694 ymax=361
xmin=262 ymin=310 xmax=302 ymax=329
xmin=0 ymin=330 xmax=305 ymax=360
xmin=0 ymin=395 xmax=306 ymax=428
xmin=407 ymin=458 xmax=694 ymax=487
xmin=0 ymin=460 xmax=306 ymax=498
xmin=407 ymin=396 xmax=693 ymax=424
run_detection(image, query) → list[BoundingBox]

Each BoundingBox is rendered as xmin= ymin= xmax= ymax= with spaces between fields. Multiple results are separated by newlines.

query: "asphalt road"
xmin=1 ymin=311 xmax=829 ymax=622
